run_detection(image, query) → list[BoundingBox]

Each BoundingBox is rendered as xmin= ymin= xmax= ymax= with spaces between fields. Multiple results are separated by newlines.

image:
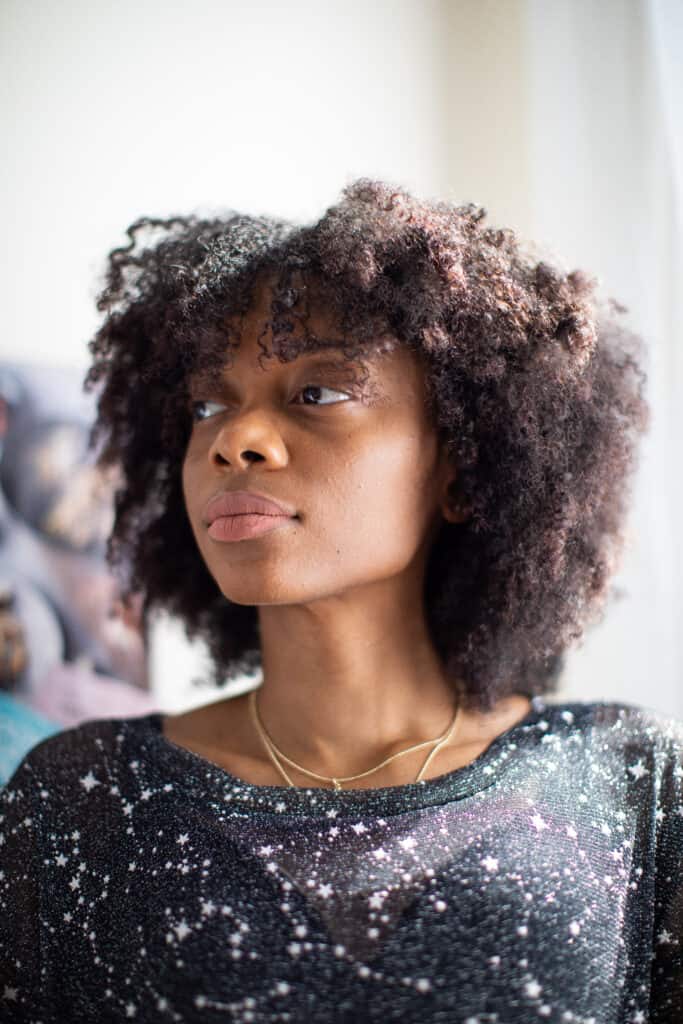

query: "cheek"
xmin=181 ymin=448 xmax=207 ymax=546
xmin=181 ymin=444 xmax=201 ymax=512
xmin=308 ymin=431 xmax=439 ymax=566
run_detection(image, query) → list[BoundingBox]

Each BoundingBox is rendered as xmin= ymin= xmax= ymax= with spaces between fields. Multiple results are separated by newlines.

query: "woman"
xmin=1 ymin=178 xmax=680 ymax=1022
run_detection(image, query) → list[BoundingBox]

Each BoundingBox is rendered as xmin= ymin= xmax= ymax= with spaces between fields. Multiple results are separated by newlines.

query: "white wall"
xmin=523 ymin=0 xmax=682 ymax=716
xmin=0 ymin=0 xmax=450 ymax=370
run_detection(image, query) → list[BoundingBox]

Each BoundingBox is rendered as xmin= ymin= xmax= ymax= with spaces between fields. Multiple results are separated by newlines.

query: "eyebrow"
xmin=189 ymin=350 xmax=369 ymax=393
xmin=293 ymin=354 xmax=365 ymax=374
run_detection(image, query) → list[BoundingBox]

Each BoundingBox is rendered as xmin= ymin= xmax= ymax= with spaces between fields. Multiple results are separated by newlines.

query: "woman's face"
xmin=181 ymin=276 xmax=457 ymax=607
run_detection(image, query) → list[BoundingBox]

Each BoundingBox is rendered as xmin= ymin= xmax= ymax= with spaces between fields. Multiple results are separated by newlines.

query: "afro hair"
xmin=84 ymin=177 xmax=649 ymax=712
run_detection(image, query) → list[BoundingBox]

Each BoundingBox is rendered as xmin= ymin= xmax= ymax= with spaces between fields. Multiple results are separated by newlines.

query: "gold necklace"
xmin=248 ymin=687 xmax=462 ymax=790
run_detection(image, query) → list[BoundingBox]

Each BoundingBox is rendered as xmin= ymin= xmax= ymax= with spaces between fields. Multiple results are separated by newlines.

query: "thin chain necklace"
xmin=248 ymin=687 xmax=463 ymax=790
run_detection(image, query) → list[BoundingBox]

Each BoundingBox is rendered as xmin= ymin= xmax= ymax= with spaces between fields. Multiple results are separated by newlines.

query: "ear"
xmin=437 ymin=446 xmax=471 ymax=525
xmin=442 ymin=487 xmax=471 ymax=525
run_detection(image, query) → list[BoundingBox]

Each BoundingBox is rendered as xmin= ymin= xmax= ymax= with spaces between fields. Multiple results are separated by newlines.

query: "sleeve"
xmin=0 ymin=752 xmax=46 ymax=1023
xmin=649 ymin=725 xmax=683 ymax=1021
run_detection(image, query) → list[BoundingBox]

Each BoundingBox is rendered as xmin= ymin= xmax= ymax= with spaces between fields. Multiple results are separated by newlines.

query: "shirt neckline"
xmin=140 ymin=695 xmax=550 ymax=816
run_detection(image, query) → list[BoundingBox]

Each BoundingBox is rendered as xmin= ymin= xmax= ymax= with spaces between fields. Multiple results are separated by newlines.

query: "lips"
xmin=203 ymin=490 xmax=296 ymax=525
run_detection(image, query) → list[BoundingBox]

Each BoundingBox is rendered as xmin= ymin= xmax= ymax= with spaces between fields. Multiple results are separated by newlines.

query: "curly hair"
xmin=84 ymin=177 xmax=649 ymax=713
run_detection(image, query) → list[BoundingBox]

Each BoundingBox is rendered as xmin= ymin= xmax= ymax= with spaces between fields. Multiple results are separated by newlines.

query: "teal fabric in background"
xmin=0 ymin=691 xmax=61 ymax=787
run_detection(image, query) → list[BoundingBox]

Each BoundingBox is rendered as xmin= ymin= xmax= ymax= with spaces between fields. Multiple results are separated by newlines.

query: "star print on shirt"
xmin=80 ymin=772 xmax=100 ymax=792
xmin=628 ymin=760 xmax=649 ymax=780
xmin=3 ymin=698 xmax=683 ymax=1022
xmin=399 ymin=836 xmax=417 ymax=850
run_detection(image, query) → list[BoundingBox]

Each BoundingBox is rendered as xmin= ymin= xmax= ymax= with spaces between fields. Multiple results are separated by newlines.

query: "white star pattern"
xmin=80 ymin=772 xmax=99 ymax=793
xmin=174 ymin=920 xmax=191 ymax=941
xmin=399 ymin=836 xmax=417 ymax=850
xmin=628 ymin=761 xmax=649 ymax=780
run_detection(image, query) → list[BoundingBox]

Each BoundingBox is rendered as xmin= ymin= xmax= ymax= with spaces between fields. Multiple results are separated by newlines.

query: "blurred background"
xmin=1 ymin=0 xmax=681 ymax=778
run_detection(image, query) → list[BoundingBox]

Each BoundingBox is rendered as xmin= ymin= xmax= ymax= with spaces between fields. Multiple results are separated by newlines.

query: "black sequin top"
xmin=1 ymin=696 xmax=683 ymax=1022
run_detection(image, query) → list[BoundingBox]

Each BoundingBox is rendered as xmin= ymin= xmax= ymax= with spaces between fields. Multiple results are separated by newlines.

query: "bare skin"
xmin=163 ymin=273 xmax=532 ymax=789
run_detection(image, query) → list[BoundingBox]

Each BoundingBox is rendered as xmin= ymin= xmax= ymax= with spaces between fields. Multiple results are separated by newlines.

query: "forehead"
xmin=202 ymin=271 xmax=398 ymax=367
xmin=230 ymin=270 xmax=350 ymax=346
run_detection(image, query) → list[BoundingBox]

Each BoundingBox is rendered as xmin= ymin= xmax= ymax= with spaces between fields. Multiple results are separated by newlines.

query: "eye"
xmin=293 ymin=385 xmax=352 ymax=406
xmin=189 ymin=384 xmax=353 ymax=422
xmin=190 ymin=400 xmax=225 ymax=422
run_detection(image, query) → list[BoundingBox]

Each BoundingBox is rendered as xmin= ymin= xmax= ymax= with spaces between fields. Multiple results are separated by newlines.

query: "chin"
xmin=213 ymin=575 xmax=306 ymax=607
xmin=214 ymin=571 xmax=346 ymax=608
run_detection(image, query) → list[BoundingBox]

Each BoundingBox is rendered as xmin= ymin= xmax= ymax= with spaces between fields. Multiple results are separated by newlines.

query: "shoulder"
xmin=541 ymin=698 xmax=683 ymax=786
xmin=1 ymin=711 xmax=158 ymax=799
xmin=543 ymin=697 xmax=683 ymax=741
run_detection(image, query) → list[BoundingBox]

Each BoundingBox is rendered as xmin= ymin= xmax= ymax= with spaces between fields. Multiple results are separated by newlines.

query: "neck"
xmin=256 ymin=578 xmax=460 ymax=779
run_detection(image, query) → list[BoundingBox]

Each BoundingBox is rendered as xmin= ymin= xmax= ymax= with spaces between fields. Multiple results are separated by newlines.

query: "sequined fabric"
xmin=1 ymin=696 xmax=682 ymax=1022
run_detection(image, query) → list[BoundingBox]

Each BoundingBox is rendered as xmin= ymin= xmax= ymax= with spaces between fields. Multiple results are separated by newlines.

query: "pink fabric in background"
xmin=22 ymin=661 xmax=159 ymax=728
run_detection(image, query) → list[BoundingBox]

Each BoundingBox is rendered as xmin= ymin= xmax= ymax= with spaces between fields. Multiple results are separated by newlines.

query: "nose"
xmin=207 ymin=411 xmax=289 ymax=471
